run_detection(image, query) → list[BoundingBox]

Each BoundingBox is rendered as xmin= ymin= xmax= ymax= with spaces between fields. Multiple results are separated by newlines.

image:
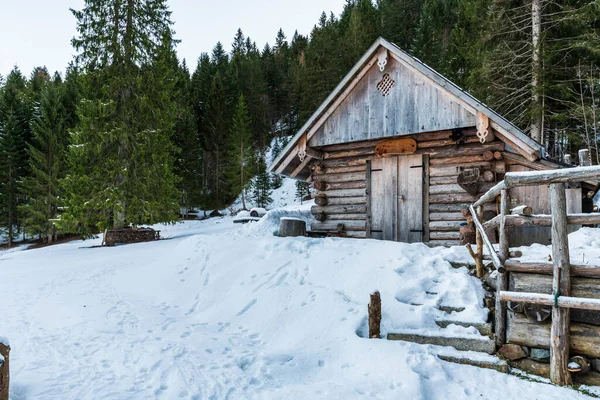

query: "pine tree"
xmin=249 ymin=157 xmax=273 ymax=208
xmin=20 ymin=81 xmax=68 ymax=243
xmin=0 ymin=68 xmax=31 ymax=246
xmin=226 ymin=95 xmax=256 ymax=210
xmin=295 ymin=180 xmax=310 ymax=204
xmin=62 ymin=0 xmax=180 ymax=234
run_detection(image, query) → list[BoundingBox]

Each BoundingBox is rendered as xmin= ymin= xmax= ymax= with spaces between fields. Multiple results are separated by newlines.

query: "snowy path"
xmin=0 ymin=218 xmax=596 ymax=399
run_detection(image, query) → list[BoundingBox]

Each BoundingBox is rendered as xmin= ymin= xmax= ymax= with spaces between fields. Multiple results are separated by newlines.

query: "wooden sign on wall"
xmin=375 ymin=138 xmax=417 ymax=157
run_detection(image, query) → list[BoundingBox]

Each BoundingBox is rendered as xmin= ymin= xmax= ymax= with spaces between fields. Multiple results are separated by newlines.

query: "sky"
xmin=0 ymin=0 xmax=346 ymax=77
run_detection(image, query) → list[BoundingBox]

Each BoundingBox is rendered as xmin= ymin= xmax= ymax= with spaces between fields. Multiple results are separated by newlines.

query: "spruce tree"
xmin=249 ymin=157 xmax=273 ymax=208
xmin=0 ymin=68 xmax=31 ymax=246
xmin=20 ymin=81 xmax=67 ymax=243
xmin=62 ymin=0 xmax=180 ymax=234
xmin=295 ymin=180 xmax=310 ymax=204
xmin=226 ymin=95 xmax=256 ymax=210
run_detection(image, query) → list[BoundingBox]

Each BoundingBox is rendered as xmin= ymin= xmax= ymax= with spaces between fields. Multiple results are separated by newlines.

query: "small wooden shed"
xmin=269 ymin=37 xmax=591 ymax=246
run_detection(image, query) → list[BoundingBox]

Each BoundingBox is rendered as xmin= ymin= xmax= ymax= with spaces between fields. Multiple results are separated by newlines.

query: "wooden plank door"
xmin=368 ymin=155 xmax=424 ymax=242
xmin=398 ymin=154 xmax=424 ymax=243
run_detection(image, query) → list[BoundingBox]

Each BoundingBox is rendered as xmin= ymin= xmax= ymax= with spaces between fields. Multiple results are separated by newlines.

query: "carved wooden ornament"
xmin=375 ymin=138 xmax=417 ymax=157
xmin=476 ymin=111 xmax=490 ymax=144
xmin=377 ymin=48 xmax=388 ymax=72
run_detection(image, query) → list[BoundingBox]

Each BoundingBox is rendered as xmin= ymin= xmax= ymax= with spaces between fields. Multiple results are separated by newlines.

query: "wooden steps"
xmin=437 ymin=354 xmax=508 ymax=373
xmin=387 ymin=332 xmax=496 ymax=354
xmin=434 ymin=320 xmax=492 ymax=336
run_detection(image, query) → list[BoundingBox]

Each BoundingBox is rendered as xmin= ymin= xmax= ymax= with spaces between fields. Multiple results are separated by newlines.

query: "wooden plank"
xmin=370 ymin=158 xmax=384 ymax=238
xmin=375 ymin=138 xmax=417 ymax=157
xmin=366 ymin=160 xmax=372 ymax=238
xmin=311 ymin=221 xmax=366 ymax=231
xmin=384 ymin=157 xmax=399 ymax=241
xmin=418 ymin=142 xmax=505 ymax=158
xmin=311 ymin=205 xmax=368 ymax=214
xmin=428 ymin=221 xmax=464 ymax=231
xmin=417 ymin=136 xmax=481 ymax=149
xmin=312 ymin=171 xmax=366 ymax=183
xmin=429 ymin=176 xmax=459 ymax=185
xmin=423 ymin=155 xmax=430 ymax=242
xmin=429 ymin=154 xmax=488 ymax=165
xmin=502 ymin=260 xmax=600 ymax=277
xmin=429 ymin=203 xmax=472 ymax=212
xmin=426 ymin=240 xmax=462 ymax=246
xmin=320 ymin=157 xmax=369 ymax=168
xmin=429 ymin=193 xmax=479 ymax=204
xmin=430 ymin=161 xmax=505 ymax=177
xmin=326 ymin=197 xmax=367 ymax=206
xmin=507 ymin=312 xmax=600 ymax=358
xmin=430 ymin=231 xmax=461 ymax=240
xmin=500 ymin=291 xmax=600 ymax=311
xmin=429 ymin=212 xmax=464 ymax=221
xmin=323 ymin=147 xmax=374 ymax=159
xmin=314 ymin=181 xmax=367 ymax=191
xmin=316 ymin=188 xmax=366 ymax=198
xmin=319 ymin=165 xmax=366 ymax=175
xmin=549 ymin=182 xmax=571 ymax=385
xmin=429 ymin=182 xmax=495 ymax=195
xmin=327 ymin=214 xmax=367 ymax=221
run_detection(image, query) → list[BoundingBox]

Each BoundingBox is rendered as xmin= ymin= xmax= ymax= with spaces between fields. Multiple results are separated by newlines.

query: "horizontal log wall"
xmin=309 ymin=128 xmax=519 ymax=244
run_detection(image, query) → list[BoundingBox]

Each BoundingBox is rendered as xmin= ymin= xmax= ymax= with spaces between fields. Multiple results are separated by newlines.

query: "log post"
xmin=368 ymin=291 xmax=381 ymax=338
xmin=0 ymin=341 xmax=9 ymax=400
xmin=495 ymin=189 xmax=510 ymax=347
xmin=564 ymin=154 xmax=572 ymax=165
xmin=279 ymin=218 xmax=307 ymax=237
xmin=475 ymin=206 xmax=484 ymax=278
xmin=579 ymin=149 xmax=590 ymax=167
xmin=550 ymin=182 xmax=572 ymax=385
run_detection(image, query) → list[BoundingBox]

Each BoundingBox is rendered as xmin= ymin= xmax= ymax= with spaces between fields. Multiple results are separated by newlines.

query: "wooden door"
xmin=369 ymin=155 xmax=424 ymax=242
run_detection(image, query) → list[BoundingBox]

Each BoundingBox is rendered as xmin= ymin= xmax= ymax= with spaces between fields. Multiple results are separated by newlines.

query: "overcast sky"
xmin=0 ymin=0 xmax=346 ymax=77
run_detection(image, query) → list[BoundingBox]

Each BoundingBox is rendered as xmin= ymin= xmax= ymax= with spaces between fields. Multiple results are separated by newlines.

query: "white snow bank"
xmin=0 ymin=218 xmax=595 ymax=399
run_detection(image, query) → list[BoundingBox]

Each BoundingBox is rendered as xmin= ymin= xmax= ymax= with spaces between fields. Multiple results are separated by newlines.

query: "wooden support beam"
xmin=549 ymin=182 xmax=572 ymax=386
xmin=470 ymin=204 xmax=502 ymax=271
xmin=500 ymin=260 xmax=600 ymax=277
xmin=504 ymin=165 xmax=600 ymax=188
xmin=500 ymin=291 xmax=600 ymax=311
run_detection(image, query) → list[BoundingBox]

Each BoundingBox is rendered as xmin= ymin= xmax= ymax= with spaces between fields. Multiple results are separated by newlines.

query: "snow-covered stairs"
xmin=387 ymin=331 xmax=496 ymax=354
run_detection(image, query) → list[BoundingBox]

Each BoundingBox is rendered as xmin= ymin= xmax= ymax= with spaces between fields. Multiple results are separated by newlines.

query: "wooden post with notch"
xmin=495 ymin=189 xmax=510 ymax=347
xmin=0 ymin=341 xmax=9 ymax=400
xmin=368 ymin=291 xmax=381 ymax=338
xmin=475 ymin=206 xmax=484 ymax=278
xmin=549 ymin=182 xmax=572 ymax=385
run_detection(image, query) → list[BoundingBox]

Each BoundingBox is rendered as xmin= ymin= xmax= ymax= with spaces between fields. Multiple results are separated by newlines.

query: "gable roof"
xmin=269 ymin=37 xmax=544 ymax=178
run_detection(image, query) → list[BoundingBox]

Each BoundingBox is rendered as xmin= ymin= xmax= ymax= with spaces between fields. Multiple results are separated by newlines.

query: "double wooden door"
xmin=368 ymin=155 xmax=424 ymax=243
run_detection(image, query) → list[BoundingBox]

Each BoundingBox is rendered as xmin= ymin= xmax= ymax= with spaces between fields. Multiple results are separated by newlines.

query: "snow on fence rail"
xmin=468 ymin=165 xmax=600 ymax=386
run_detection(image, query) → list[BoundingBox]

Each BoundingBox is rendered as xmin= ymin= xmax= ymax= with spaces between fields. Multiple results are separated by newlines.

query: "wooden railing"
xmin=469 ymin=165 xmax=600 ymax=386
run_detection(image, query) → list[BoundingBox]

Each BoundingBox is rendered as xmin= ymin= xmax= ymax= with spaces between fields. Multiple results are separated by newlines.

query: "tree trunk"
xmin=279 ymin=218 xmax=306 ymax=237
xmin=530 ymin=0 xmax=543 ymax=143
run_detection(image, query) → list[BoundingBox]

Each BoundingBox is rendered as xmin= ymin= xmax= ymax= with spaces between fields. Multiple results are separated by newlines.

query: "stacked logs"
xmin=309 ymin=127 xmax=508 ymax=243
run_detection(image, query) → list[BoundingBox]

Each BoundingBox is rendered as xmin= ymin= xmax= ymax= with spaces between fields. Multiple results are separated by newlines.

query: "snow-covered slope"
xmin=0 ymin=217 xmax=596 ymax=399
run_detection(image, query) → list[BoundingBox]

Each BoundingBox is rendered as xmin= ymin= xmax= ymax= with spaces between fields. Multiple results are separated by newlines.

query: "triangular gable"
xmin=269 ymin=37 xmax=543 ymax=178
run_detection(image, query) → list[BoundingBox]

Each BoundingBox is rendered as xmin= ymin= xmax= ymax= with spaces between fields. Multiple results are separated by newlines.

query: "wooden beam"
xmin=495 ymin=189 xmax=510 ymax=347
xmin=504 ymin=165 xmax=600 ymax=188
xmin=472 ymin=181 xmax=506 ymax=208
xmin=491 ymin=123 xmax=540 ymax=162
xmin=469 ymin=204 xmax=502 ymax=271
xmin=500 ymin=291 xmax=600 ymax=311
xmin=500 ymin=260 xmax=600 ymax=277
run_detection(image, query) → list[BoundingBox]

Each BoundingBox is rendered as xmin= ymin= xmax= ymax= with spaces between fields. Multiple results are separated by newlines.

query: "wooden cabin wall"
xmin=310 ymin=127 xmax=506 ymax=245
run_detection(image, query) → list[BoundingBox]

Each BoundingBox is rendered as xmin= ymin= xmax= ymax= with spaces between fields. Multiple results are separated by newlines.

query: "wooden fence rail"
xmin=468 ymin=165 xmax=600 ymax=386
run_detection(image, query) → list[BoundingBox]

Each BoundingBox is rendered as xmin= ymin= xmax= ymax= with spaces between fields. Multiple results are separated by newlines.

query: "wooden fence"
xmin=469 ymin=165 xmax=600 ymax=386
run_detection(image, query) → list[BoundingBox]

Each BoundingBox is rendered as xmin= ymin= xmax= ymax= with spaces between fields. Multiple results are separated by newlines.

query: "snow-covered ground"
xmin=1 ymin=208 xmax=599 ymax=399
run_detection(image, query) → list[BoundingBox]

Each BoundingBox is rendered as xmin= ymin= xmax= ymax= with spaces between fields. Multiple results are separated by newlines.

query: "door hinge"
xmin=410 ymin=165 xmax=424 ymax=169
xmin=410 ymin=229 xmax=424 ymax=233
xmin=370 ymin=229 xmax=383 ymax=233
xmin=371 ymin=168 xmax=383 ymax=172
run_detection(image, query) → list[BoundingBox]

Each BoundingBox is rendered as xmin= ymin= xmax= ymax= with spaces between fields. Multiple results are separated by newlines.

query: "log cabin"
xmin=269 ymin=37 xmax=594 ymax=246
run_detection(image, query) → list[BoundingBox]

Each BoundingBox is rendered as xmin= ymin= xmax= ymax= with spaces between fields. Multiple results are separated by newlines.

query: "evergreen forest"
xmin=2 ymin=0 xmax=600 ymax=246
